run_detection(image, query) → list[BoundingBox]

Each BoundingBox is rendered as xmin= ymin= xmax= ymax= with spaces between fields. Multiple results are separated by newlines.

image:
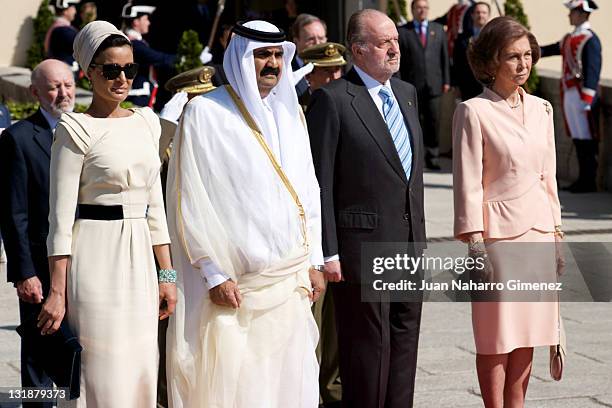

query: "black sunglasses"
xmin=90 ymin=63 xmax=139 ymax=80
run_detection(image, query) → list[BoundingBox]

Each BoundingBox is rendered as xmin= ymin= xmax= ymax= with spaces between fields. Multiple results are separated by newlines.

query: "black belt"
xmin=77 ymin=204 xmax=125 ymax=220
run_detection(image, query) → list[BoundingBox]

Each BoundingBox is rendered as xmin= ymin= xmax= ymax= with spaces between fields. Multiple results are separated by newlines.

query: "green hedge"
xmin=6 ymin=100 xmax=135 ymax=121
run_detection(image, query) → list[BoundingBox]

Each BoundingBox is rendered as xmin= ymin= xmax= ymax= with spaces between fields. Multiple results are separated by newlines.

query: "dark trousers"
xmin=332 ymin=283 xmax=423 ymax=408
xmin=19 ymin=301 xmax=53 ymax=408
xmin=573 ymin=139 xmax=598 ymax=188
xmin=416 ymin=91 xmax=442 ymax=155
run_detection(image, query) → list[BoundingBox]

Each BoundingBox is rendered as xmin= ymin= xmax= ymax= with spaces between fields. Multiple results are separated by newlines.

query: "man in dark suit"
xmin=307 ymin=9 xmax=426 ymax=408
xmin=398 ymin=0 xmax=450 ymax=170
xmin=0 ymin=59 xmax=75 ymax=407
xmin=452 ymin=1 xmax=490 ymax=101
xmin=291 ymin=13 xmax=327 ymax=99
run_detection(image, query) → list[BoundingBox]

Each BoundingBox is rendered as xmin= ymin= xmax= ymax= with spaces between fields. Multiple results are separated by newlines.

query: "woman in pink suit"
xmin=453 ymin=17 xmax=564 ymax=408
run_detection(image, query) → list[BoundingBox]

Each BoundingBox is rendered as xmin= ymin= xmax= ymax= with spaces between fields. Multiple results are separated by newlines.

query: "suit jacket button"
xmin=403 ymin=213 xmax=410 ymax=221
xmin=540 ymin=174 xmax=545 ymax=180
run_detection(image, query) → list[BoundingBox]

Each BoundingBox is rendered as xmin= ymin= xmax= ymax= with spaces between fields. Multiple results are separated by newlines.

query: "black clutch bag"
xmin=16 ymin=314 xmax=82 ymax=400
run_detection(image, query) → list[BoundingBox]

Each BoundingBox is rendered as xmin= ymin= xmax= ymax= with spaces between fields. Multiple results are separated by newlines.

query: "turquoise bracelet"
xmin=158 ymin=269 xmax=177 ymax=283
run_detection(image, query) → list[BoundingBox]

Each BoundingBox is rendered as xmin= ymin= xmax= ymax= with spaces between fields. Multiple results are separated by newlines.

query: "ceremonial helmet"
xmin=55 ymin=0 xmax=80 ymax=10
xmin=564 ymin=0 xmax=598 ymax=12
xmin=121 ymin=3 xmax=156 ymax=19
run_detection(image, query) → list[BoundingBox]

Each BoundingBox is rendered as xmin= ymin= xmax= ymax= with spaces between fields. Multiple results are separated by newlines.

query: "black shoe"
xmin=425 ymin=156 xmax=441 ymax=171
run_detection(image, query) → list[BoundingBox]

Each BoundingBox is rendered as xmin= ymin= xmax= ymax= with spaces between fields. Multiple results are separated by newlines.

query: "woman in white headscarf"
xmin=38 ymin=21 xmax=177 ymax=407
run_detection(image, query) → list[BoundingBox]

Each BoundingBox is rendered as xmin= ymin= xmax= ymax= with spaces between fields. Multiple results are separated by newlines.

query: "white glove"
xmin=583 ymin=102 xmax=592 ymax=111
xmin=199 ymin=46 xmax=213 ymax=65
xmin=159 ymin=92 xmax=188 ymax=123
xmin=292 ymin=62 xmax=314 ymax=86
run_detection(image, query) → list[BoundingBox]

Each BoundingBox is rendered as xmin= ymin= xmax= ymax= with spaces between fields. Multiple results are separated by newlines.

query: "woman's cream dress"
xmin=47 ymin=107 xmax=170 ymax=407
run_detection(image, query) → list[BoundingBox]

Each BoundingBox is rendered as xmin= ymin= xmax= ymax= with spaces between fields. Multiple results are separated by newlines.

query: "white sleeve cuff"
xmin=324 ymin=254 xmax=340 ymax=263
xmin=198 ymin=258 xmax=230 ymax=289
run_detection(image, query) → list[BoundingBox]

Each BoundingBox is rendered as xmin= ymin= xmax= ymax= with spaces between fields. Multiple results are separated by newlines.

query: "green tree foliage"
xmin=504 ymin=0 xmax=540 ymax=93
xmin=27 ymin=0 xmax=54 ymax=69
xmin=175 ymin=30 xmax=203 ymax=74
xmin=387 ymin=0 xmax=409 ymax=24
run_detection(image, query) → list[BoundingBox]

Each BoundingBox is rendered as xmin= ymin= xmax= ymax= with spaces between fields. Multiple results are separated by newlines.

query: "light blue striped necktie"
xmin=379 ymin=86 xmax=412 ymax=180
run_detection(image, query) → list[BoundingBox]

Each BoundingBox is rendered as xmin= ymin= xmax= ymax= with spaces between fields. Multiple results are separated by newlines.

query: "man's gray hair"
xmin=291 ymin=13 xmax=327 ymax=40
xmin=346 ymin=9 xmax=387 ymax=51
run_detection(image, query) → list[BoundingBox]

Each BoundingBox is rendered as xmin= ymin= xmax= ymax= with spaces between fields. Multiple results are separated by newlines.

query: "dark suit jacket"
xmin=0 ymin=110 xmax=52 ymax=286
xmin=0 ymin=103 xmax=11 ymax=128
xmin=306 ymin=68 xmax=426 ymax=283
xmin=452 ymin=32 xmax=483 ymax=101
xmin=398 ymin=21 xmax=450 ymax=97
xmin=292 ymin=57 xmax=310 ymax=98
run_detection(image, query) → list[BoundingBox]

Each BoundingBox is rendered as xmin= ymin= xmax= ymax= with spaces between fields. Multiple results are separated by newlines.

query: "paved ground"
xmin=1 ymin=159 xmax=610 ymax=407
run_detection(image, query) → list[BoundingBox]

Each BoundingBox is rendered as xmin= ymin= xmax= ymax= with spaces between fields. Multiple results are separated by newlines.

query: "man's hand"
xmin=209 ymin=280 xmax=242 ymax=308
xmin=16 ymin=276 xmax=44 ymax=304
xmin=159 ymin=283 xmax=177 ymax=320
xmin=442 ymin=84 xmax=451 ymax=94
xmin=308 ymin=267 xmax=326 ymax=302
xmin=324 ymin=260 xmax=343 ymax=282
xmin=37 ymin=290 xmax=65 ymax=335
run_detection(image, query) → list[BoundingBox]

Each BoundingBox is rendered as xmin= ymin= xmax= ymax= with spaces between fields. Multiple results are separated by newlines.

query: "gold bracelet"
xmin=554 ymin=225 xmax=565 ymax=239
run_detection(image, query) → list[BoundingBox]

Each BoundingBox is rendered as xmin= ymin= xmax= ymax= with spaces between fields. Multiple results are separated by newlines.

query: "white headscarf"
xmin=223 ymin=20 xmax=306 ymax=166
xmin=73 ymin=20 xmax=130 ymax=70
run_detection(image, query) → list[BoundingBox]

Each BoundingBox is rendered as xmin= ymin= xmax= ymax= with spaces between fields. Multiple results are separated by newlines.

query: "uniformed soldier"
xmin=541 ymin=0 xmax=602 ymax=193
xmin=155 ymin=65 xmax=215 ymax=408
xmin=434 ymin=0 xmax=475 ymax=63
xmin=300 ymin=44 xmax=345 ymax=407
xmin=121 ymin=2 xmax=177 ymax=107
xmin=299 ymin=42 xmax=347 ymax=109
xmin=45 ymin=0 xmax=81 ymax=76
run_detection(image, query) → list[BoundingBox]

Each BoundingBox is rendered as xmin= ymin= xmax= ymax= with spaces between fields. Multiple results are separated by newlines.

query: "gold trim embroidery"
xmin=225 ymin=85 xmax=309 ymax=248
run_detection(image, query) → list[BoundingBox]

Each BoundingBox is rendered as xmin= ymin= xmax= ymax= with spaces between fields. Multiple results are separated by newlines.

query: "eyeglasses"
xmin=89 ymin=63 xmax=140 ymax=80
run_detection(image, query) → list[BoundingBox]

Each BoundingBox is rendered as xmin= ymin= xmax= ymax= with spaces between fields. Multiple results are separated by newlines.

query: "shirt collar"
xmin=40 ymin=108 xmax=60 ymax=130
xmin=414 ymin=19 xmax=429 ymax=28
xmin=124 ymin=28 xmax=143 ymax=41
xmin=353 ymin=65 xmax=392 ymax=95
xmin=574 ymin=21 xmax=591 ymax=33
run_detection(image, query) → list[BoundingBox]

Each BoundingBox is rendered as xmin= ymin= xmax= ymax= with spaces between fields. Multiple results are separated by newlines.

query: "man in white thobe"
xmin=165 ymin=20 xmax=325 ymax=408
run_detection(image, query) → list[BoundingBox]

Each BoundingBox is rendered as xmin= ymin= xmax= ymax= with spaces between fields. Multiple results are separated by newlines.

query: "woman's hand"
xmin=159 ymin=283 xmax=177 ymax=320
xmin=37 ymin=290 xmax=66 ymax=335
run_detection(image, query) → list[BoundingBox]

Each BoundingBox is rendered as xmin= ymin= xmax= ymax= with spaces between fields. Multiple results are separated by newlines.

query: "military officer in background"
xmin=156 ymin=65 xmax=215 ymax=408
xmin=45 ymin=0 xmax=81 ymax=76
xmin=121 ymin=3 xmax=177 ymax=107
xmin=298 ymin=42 xmax=347 ymax=109
xmin=299 ymin=42 xmax=346 ymax=407
xmin=541 ymin=0 xmax=602 ymax=193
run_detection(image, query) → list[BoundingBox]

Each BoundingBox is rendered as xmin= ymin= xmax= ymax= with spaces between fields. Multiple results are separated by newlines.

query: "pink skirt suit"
xmin=452 ymin=87 xmax=561 ymax=355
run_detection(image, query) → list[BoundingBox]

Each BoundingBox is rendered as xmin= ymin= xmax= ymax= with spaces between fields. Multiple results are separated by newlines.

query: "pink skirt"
xmin=472 ymin=229 xmax=560 ymax=355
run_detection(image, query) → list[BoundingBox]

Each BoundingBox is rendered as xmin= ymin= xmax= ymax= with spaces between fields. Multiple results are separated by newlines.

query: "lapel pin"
xmin=408 ymin=101 xmax=413 ymax=106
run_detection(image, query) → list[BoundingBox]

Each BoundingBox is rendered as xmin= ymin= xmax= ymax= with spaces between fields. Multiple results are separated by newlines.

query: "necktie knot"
xmin=379 ymin=86 xmax=393 ymax=103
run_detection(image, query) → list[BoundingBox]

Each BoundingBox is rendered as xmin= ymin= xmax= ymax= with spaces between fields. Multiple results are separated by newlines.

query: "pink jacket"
xmin=452 ymin=87 xmax=562 ymax=239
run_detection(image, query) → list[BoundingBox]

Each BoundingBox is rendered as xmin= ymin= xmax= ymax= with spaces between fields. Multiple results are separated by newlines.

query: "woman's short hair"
xmin=467 ymin=16 xmax=540 ymax=86
xmin=89 ymin=34 xmax=132 ymax=68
